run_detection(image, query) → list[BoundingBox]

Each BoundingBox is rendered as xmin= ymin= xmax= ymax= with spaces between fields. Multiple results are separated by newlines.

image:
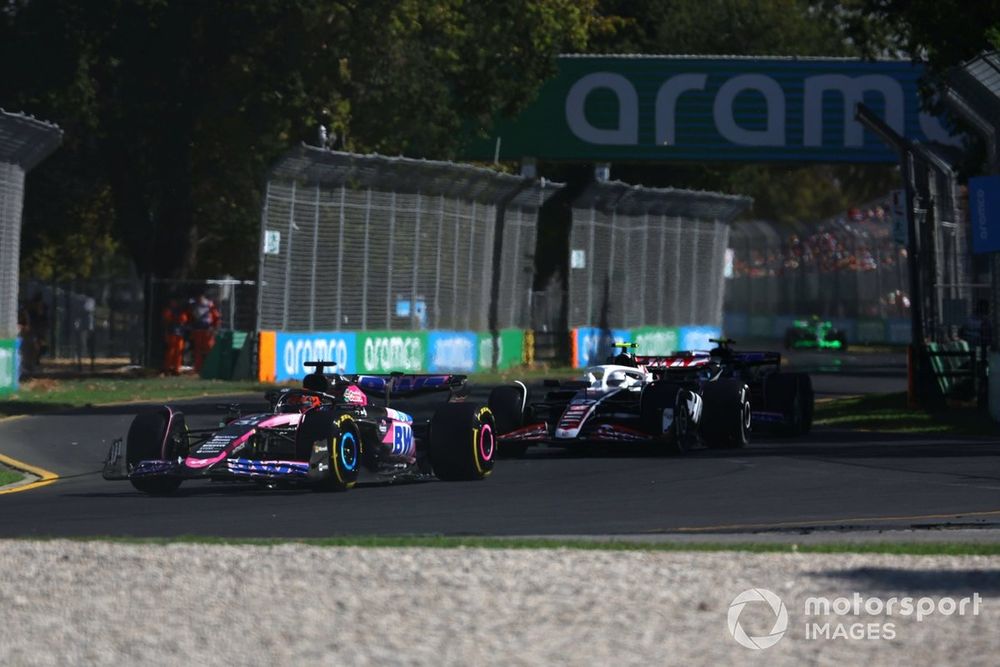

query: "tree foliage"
xmin=2 ymin=0 xmax=594 ymax=279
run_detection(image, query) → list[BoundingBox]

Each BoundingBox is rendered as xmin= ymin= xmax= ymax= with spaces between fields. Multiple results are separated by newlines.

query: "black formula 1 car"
xmin=706 ymin=338 xmax=814 ymax=436
xmin=103 ymin=362 xmax=496 ymax=494
xmin=489 ymin=344 xmax=751 ymax=456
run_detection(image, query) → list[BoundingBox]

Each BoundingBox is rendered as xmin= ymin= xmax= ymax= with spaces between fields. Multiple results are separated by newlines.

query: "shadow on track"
xmin=814 ymin=567 xmax=1000 ymax=594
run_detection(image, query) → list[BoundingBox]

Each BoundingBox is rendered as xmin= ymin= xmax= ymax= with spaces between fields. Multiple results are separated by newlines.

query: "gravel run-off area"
xmin=0 ymin=541 xmax=997 ymax=666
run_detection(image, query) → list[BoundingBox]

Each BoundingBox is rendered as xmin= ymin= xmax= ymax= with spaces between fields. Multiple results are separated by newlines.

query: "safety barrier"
xmin=570 ymin=325 xmax=721 ymax=368
xmin=0 ymin=338 xmax=18 ymax=394
xmin=258 ymin=329 xmax=527 ymax=382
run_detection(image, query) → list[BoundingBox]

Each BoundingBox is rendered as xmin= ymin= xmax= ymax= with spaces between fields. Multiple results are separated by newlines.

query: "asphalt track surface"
xmin=1 ymin=347 xmax=998 ymax=538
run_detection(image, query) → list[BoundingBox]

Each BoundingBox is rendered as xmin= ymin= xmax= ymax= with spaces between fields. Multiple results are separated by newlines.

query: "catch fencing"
xmin=726 ymin=202 xmax=911 ymax=322
xmin=567 ymin=181 xmax=748 ymax=330
xmin=724 ymin=191 xmax=978 ymax=345
xmin=0 ymin=111 xmax=61 ymax=390
xmin=257 ymin=147 xmax=545 ymax=334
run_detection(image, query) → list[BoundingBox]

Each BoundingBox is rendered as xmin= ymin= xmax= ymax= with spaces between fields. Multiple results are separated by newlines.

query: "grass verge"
xmin=14 ymin=535 xmax=1000 ymax=556
xmin=0 ymin=465 xmax=25 ymax=486
xmin=0 ymin=366 xmax=574 ymax=418
xmin=814 ymin=392 xmax=999 ymax=436
xmin=0 ymin=376 xmax=275 ymax=417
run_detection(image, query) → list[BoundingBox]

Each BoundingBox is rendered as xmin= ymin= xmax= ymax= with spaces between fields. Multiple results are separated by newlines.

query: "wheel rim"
xmin=478 ymin=423 xmax=495 ymax=462
xmin=340 ymin=431 xmax=358 ymax=472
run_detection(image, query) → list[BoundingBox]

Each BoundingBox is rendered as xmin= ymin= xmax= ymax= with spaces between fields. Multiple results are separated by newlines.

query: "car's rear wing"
xmin=355 ymin=373 xmax=467 ymax=400
xmin=636 ymin=353 xmax=712 ymax=369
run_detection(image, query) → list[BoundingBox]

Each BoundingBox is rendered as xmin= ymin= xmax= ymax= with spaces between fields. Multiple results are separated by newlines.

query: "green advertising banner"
xmin=356 ymin=331 xmax=427 ymax=373
xmin=477 ymin=329 xmax=526 ymax=371
xmin=465 ymin=56 xmax=957 ymax=163
xmin=632 ymin=326 xmax=680 ymax=355
xmin=0 ymin=338 xmax=19 ymax=395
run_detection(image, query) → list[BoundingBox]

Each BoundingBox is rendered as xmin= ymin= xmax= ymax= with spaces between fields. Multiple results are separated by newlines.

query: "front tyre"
xmin=429 ymin=404 xmax=496 ymax=481
xmin=126 ymin=408 xmax=186 ymax=495
xmin=314 ymin=414 xmax=362 ymax=492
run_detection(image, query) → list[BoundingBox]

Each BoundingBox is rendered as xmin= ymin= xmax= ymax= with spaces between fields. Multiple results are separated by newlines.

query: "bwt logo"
xmin=565 ymin=72 xmax=954 ymax=148
xmin=392 ymin=423 xmax=414 ymax=455
xmin=283 ymin=338 xmax=349 ymax=376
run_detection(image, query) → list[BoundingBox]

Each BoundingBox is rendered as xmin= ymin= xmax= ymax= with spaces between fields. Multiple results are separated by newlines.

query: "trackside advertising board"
xmin=265 ymin=330 xmax=526 ymax=381
xmin=477 ymin=329 xmax=526 ymax=371
xmin=969 ymin=175 xmax=1000 ymax=254
xmin=464 ymin=56 xmax=957 ymax=163
xmin=0 ymin=338 xmax=19 ymax=394
xmin=571 ymin=326 xmax=721 ymax=367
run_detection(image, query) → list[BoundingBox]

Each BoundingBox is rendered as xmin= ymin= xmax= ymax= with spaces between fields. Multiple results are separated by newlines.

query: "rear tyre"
xmin=489 ymin=384 xmax=528 ymax=458
xmin=429 ymin=404 xmax=496 ymax=481
xmin=314 ymin=414 xmax=362 ymax=492
xmin=700 ymin=379 xmax=750 ymax=449
xmin=126 ymin=408 xmax=186 ymax=495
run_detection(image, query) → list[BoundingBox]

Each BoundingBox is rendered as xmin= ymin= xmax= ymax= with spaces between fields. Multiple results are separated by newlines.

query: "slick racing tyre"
xmin=310 ymin=414 xmax=362 ymax=492
xmin=126 ymin=408 xmax=187 ymax=495
xmin=488 ymin=383 xmax=529 ymax=458
xmin=700 ymin=379 xmax=751 ymax=449
xmin=429 ymin=404 xmax=496 ymax=481
xmin=765 ymin=373 xmax=814 ymax=436
xmin=640 ymin=382 xmax=684 ymax=453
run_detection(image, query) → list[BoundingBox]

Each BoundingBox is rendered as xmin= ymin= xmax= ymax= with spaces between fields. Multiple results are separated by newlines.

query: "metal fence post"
xmin=255 ymin=180 xmax=270 ymax=334
xmin=434 ymin=195 xmax=444 ymax=329
xmin=281 ymin=181 xmax=296 ymax=330
xmin=411 ymin=193 xmax=422 ymax=330
xmin=466 ymin=201 xmax=477 ymax=330
xmin=361 ymin=188 xmax=371 ymax=330
xmin=386 ymin=191 xmax=397 ymax=330
xmin=657 ymin=215 xmax=667 ymax=324
xmin=309 ymin=184 xmax=320 ymax=330
xmin=336 ymin=184 xmax=346 ymax=329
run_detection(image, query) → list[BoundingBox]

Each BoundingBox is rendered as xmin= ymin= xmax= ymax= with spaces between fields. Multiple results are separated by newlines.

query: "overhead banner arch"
xmin=465 ymin=55 xmax=958 ymax=163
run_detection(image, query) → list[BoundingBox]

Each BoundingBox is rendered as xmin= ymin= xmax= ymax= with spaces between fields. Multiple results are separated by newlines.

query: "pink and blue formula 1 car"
xmin=103 ymin=362 xmax=496 ymax=495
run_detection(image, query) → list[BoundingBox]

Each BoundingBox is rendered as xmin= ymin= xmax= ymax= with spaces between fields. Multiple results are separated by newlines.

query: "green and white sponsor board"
xmin=477 ymin=329 xmax=526 ymax=371
xmin=357 ymin=331 xmax=427 ymax=374
xmin=632 ymin=326 xmax=679 ymax=356
xmin=0 ymin=338 xmax=19 ymax=394
xmin=464 ymin=56 xmax=957 ymax=163
xmin=270 ymin=329 xmax=530 ymax=378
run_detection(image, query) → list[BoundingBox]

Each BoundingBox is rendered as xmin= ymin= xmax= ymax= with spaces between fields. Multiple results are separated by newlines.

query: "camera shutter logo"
xmin=727 ymin=588 xmax=788 ymax=650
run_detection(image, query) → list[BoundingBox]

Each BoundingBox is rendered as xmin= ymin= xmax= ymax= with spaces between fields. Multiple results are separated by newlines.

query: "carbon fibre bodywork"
xmin=104 ymin=367 xmax=496 ymax=491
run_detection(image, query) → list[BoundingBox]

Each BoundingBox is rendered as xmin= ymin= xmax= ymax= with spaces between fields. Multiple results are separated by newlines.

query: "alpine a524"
xmin=103 ymin=362 xmax=496 ymax=494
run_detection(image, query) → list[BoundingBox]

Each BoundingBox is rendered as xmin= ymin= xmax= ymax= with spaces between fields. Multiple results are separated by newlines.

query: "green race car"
xmin=784 ymin=318 xmax=848 ymax=351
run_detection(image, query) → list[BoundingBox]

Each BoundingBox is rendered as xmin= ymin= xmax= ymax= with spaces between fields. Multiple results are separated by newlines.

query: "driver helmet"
xmin=613 ymin=351 xmax=638 ymax=367
xmin=282 ymin=394 xmax=321 ymax=413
